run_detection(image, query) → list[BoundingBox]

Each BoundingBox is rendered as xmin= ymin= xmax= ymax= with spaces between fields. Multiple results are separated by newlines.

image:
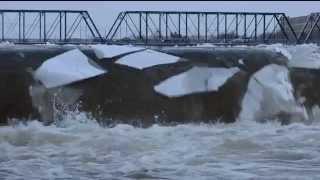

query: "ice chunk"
xmin=239 ymin=64 xmax=307 ymax=122
xmin=34 ymin=49 xmax=106 ymax=88
xmin=91 ymin=44 xmax=145 ymax=59
xmin=115 ymin=49 xmax=180 ymax=69
xmin=154 ymin=67 xmax=240 ymax=97
xmin=286 ymin=44 xmax=320 ymax=69
xmin=196 ymin=43 xmax=217 ymax=47
xmin=260 ymin=43 xmax=320 ymax=69
xmin=0 ymin=41 xmax=14 ymax=46
xmin=258 ymin=43 xmax=292 ymax=60
xmin=238 ymin=59 xmax=244 ymax=65
xmin=207 ymin=67 xmax=240 ymax=91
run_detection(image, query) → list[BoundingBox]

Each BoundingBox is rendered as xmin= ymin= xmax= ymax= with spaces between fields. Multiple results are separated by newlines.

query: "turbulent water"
xmin=2 ymin=44 xmax=320 ymax=179
xmin=1 ymin=113 xmax=320 ymax=180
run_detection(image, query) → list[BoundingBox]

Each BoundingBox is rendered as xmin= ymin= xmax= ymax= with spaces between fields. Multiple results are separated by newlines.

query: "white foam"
xmin=239 ymin=64 xmax=307 ymax=122
xmin=154 ymin=67 xmax=240 ymax=97
xmin=116 ymin=49 xmax=180 ymax=70
xmin=1 ymin=116 xmax=320 ymax=179
xmin=91 ymin=44 xmax=145 ymax=59
xmin=34 ymin=49 xmax=106 ymax=88
xmin=2 ymin=44 xmax=320 ymax=179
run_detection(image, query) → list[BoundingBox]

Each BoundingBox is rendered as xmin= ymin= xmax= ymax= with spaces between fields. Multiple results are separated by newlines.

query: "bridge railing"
xmin=0 ymin=9 xmax=104 ymax=44
xmin=106 ymin=11 xmax=298 ymax=45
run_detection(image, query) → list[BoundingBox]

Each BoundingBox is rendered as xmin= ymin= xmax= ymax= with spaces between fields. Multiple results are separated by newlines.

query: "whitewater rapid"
xmin=1 ymin=113 xmax=320 ymax=180
xmin=2 ymin=43 xmax=320 ymax=179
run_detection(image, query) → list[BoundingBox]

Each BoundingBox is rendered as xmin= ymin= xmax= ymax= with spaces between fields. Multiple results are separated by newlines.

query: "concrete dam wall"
xmin=0 ymin=44 xmax=319 ymax=127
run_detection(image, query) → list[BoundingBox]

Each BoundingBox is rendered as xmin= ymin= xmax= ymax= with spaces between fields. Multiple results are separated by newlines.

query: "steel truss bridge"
xmin=0 ymin=9 xmax=320 ymax=45
xmin=0 ymin=9 xmax=103 ymax=44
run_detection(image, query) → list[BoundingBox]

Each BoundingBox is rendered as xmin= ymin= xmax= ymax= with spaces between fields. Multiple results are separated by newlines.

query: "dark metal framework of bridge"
xmin=0 ymin=9 xmax=103 ymax=44
xmin=0 ymin=9 xmax=320 ymax=45
xmin=106 ymin=11 xmax=299 ymax=45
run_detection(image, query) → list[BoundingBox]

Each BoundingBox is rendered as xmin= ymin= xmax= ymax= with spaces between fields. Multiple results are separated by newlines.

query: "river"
xmin=1 ymin=112 xmax=320 ymax=179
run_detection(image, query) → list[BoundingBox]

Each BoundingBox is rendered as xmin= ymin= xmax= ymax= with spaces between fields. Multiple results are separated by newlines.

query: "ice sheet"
xmin=154 ymin=67 xmax=240 ymax=97
xmin=239 ymin=64 xmax=307 ymax=122
xmin=116 ymin=49 xmax=180 ymax=69
xmin=91 ymin=44 xmax=145 ymax=59
xmin=34 ymin=49 xmax=106 ymax=88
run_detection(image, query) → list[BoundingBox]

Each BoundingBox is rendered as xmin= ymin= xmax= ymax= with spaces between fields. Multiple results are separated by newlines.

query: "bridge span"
xmin=0 ymin=9 xmax=319 ymax=45
xmin=0 ymin=9 xmax=103 ymax=44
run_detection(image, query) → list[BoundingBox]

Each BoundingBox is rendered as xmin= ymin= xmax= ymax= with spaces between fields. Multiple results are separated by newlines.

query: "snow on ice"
xmin=154 ymin=66 xmax=240 ymax=97
xmin=239 ymin=64 xmax=307 ymax=122
xmin=91 ymin=44 xmax=145 ymax=59
xmin=34 ymin=49 xmax=106 ymax=88
xmin=261 ymin=43 xmax=320 ymax=69
xmin=115 ymin=49 xmax=180 ymax=69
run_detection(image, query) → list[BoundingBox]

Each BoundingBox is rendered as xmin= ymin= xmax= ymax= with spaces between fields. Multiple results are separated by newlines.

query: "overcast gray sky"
xmin=0 ymin=1 xmax=319 ymax=35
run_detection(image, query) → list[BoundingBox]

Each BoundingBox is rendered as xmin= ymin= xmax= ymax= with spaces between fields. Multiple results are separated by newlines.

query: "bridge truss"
xmin=294 ymin=12 xmax=320 ymax=43
xmin=106 ymin=11 xmax=298 ymax=45
xmin=1 ymin=10 xmax=320 ymax=45
xmin=0 ymin=9 xmax=104 ymax=44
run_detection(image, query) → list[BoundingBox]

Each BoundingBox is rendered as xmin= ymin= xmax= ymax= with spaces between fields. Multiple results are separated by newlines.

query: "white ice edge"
xmin=239 ymin=64 xmax=307 ymax=122
xmin=154 ymin=66 xmax=240 ymax=97
xmin=261 ymin=43 xmax=320 ymax=69
xmin=115 ymin=49 xmax=180 ymax=70
xmin=91 ymin=44 xmax=145 ymax=59
xmin=34 ymin=49 xmax=107 ymax=88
